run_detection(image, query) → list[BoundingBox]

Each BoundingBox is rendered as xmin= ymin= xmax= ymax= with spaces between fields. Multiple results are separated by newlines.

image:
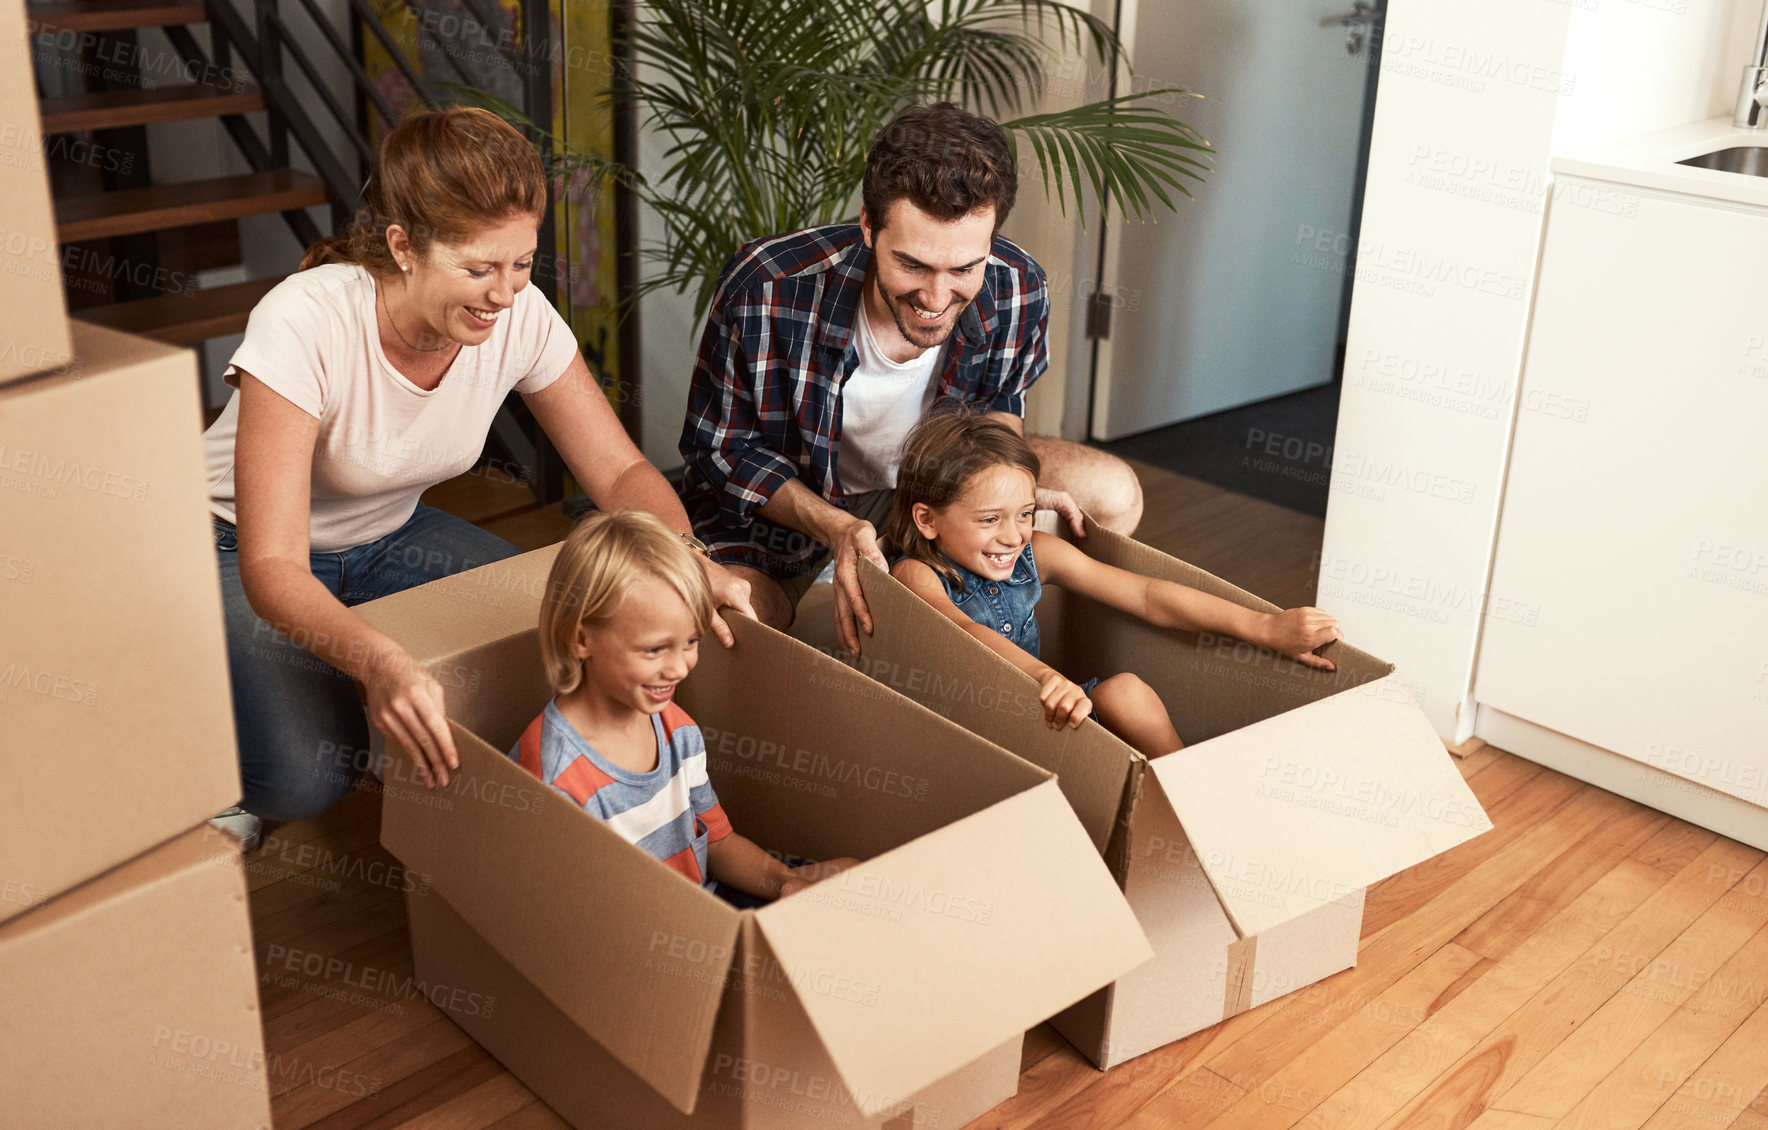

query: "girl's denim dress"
xmin=937 ymin=543 xmax=1046 ymax=656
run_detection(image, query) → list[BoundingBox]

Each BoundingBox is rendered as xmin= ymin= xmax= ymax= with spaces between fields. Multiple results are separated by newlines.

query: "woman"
xmin=204 ymin=107 xmax=751 ymax=833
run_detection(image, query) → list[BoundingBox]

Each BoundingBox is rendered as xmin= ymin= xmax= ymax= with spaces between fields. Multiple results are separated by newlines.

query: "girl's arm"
xmin=232 ymin=373 xmax=462 ymax=787
xmin=892 ymin=558 xmax=1094 ymax=729
xmin=522 ymin=355 xmax=755 ymax=646
xmin=708 ymin=835 xmax=860 ymax=899
xmin=1031 ymin=532 xmax=1342 ymax=671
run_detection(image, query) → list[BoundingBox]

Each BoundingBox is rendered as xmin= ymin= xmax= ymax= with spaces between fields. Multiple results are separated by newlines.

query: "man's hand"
xmin=830 ymin=517 xmax=888 ymax=655
xmin=1036 ymin=486 xmax=1086 ymax=537
xmin=701 ymin=558 xmax=756 ymax=647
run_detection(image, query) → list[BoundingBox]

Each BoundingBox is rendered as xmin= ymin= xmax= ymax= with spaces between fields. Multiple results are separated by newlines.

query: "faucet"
xmin=1736 ymin=0 xmax=1768 ymax=127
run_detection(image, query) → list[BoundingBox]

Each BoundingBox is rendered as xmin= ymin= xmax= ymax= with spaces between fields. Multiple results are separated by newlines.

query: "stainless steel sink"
xmin=1678 ymin=146 xmax=1768 ymax=176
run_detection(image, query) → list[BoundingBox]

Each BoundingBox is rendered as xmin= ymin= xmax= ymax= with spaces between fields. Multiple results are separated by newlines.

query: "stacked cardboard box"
xmin=852 ymin=519 xmax=1493 ymax=1068
xmin=0 ymin=321 xmax=270 ymax=1125
xmin=0 ymin=827 xmax=269 ymax=1128
xmin=0 ymin=0 xmax=74 ymax=385
xmin=355 ymin=549 xmax=1154 ymax=1128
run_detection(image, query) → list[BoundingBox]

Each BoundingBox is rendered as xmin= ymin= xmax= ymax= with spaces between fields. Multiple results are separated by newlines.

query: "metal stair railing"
xmin=191 ymin=0 xmax=558 ymax=294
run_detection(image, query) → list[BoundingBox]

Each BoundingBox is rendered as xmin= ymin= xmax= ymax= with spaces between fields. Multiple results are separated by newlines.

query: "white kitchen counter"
xmin=1553 ymin=117 xmax=1768 ymax=207
xmin=1471 ymin=118 xmax=1768 ymax=850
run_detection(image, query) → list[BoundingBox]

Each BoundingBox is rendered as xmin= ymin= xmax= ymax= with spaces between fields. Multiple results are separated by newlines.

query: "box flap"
xmin=1152 ymin=672 xmax=1492 ymax=937
xmin=380 ymin=723 xmax=739 ymax=1114
xmin=1047 ymin=520 xmax=1398 ymax=747
xmin=855 ymin=559 xmax=1133 ymax=852
xmin=749 ymin=777 xmax=1152 ymax=1115
xmin=682 ymin=612 xmax=1052 ymax=863
xmin=352 ymin=544 xmax=560 ymax=666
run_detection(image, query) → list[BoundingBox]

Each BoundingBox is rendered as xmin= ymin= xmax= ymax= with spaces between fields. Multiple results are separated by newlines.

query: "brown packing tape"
xmin=1221 ymin=934 xmax=1259 ymax=1021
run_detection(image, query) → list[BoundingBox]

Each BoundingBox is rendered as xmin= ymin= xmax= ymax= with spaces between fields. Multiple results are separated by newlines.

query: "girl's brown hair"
xmin=299 ymin=106 xmax=545 ymax=273
xmin=538 ymin=511 xmax=715 ymax=695
xmin=882 ymin=403 xmax=1040 ymax=590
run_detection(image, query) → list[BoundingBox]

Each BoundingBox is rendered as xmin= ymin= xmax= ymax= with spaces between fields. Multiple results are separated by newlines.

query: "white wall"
xmin=631 ymin=111 xmax=701 ymax=468
xmin=1321 ymin=0 xmax=1754 ymax=739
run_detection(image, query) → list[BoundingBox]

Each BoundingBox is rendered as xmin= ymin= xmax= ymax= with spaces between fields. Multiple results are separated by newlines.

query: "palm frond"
xmin=1005 ymin=91 xmax=1212 ymax=222
xmin=555 ymin=0 xmax=1218 ymax=306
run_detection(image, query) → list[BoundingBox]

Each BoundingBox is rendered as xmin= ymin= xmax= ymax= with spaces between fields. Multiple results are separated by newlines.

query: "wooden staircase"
xmin=31 ymin=0 xmax=331 ymax=348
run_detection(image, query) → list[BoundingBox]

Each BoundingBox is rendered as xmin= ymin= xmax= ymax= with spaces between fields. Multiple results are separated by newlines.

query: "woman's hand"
xmin=1038 ymin=670 xmax=1094 ymax=730
xmin=363 ymin=647 xmax=458 ymax=788
xmin=702 ymin=558 xmax=757 ymax=647
xmin=1263 ymin=607 xmax=1342 ymax=671
xmin=778 ymin=857 xmax=862 ymax=899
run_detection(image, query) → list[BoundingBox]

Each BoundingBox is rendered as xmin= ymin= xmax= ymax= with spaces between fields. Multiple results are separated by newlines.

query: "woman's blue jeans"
xmin=214 ymin=504 xmax=520 ymax=822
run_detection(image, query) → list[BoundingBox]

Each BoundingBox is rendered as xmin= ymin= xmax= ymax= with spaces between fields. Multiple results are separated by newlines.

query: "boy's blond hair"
xmin=539 ymin=510 xmax=715 ymax=694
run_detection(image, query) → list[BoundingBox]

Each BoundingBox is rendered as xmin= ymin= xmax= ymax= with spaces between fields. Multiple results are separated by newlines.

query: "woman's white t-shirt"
xmin=203 ymin=263 xmax=579 ymax=553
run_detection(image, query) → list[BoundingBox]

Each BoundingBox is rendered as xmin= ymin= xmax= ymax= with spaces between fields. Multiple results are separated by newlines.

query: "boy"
xmin=512 ymin=511 xmax=854 ymax=898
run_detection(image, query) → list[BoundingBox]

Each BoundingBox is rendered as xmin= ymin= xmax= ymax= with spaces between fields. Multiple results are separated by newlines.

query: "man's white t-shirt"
xmin=837 ymin=304 xmax=941 ymax=494
xmin=204 ymin=263 xmax=579 ymax=553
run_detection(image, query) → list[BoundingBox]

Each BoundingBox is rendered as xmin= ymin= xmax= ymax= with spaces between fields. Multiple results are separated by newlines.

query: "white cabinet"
xmin=1475 ymin=176 xmax=1768 ymax=811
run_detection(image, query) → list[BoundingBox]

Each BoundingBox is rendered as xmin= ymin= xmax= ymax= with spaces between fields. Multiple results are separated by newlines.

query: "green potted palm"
xmin=459 ymin=0 xmax=1210 ymax=312
xmin=623 ymin=0 xmax=1210 ymax=310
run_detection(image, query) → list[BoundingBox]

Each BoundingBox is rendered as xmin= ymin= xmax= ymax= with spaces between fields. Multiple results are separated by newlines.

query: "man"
xmin=680 ymin=102 xmax=1143 ymax=653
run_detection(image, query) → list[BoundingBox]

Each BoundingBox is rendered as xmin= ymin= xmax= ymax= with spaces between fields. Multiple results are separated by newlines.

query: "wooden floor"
xmin=251 ymin=461 xmax=1768 ymax=1130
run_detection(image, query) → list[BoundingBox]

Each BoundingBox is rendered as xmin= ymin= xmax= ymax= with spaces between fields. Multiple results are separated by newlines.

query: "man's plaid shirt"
xmin=678 ymin=224 xmax=1050 ymax=578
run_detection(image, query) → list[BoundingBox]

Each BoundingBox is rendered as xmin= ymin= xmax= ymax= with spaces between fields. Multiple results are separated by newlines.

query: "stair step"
xmin=40 ymin=85 xmax=263 ymax=133
xmin=73 ymin=274 xmax=285 ymax=345
xmin=28 ymin=0 xmax=209 ymax=33
xmin=57 ymin=170 xmax=328 ymax=241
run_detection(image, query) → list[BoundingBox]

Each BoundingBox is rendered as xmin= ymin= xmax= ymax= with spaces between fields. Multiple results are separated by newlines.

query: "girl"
xmin=884 ymin=411 xmax=1342 ymax=758
xmin=513 ymin=510 xmax=853 ymax=899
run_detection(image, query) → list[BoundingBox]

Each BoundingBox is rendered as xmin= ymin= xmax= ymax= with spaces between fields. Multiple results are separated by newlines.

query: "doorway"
xmin=1092 ymin=0 xmax=1385 ymax=517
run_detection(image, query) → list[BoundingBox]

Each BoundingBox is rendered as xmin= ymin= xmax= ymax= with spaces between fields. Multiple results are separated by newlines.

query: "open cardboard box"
xmin=0 ymin=323 xmax=240 ymax=925
xmin=0 ymin=826 xmax=271 ymax=1128
xmin=356 ymin=548 xmax=1153 ymax=1128
xmin=0 ymin=0 xmax=76 ymax=386
xmin=851 ymin=518 xmax=1493 ymax=1069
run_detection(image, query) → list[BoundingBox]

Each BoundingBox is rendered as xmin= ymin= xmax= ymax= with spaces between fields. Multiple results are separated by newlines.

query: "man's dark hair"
xmin=862 ymin=103 xmax=1017 ymax=233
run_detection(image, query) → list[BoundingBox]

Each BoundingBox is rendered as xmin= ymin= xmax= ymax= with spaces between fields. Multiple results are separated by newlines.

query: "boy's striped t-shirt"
xmin=511 ymin=699 xmax=732 ymax=886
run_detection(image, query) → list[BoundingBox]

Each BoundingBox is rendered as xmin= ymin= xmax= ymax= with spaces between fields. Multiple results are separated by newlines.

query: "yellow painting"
xmin=359 ymin=0 xmax=623 ymax=402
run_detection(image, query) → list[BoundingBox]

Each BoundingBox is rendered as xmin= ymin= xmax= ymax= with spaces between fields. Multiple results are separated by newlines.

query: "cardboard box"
xmin=852 ymin=520 xmax=1493 ymax=1068
xmin=0 ymin=825 xmax=271 ymax=1129
xmin=0 ymin=0 xmax=76 ymax=385
xmin=355 ymin=548 xmax=1152 ymax=1128
xmin=0 ymin=322 xmax=240 ymax=925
